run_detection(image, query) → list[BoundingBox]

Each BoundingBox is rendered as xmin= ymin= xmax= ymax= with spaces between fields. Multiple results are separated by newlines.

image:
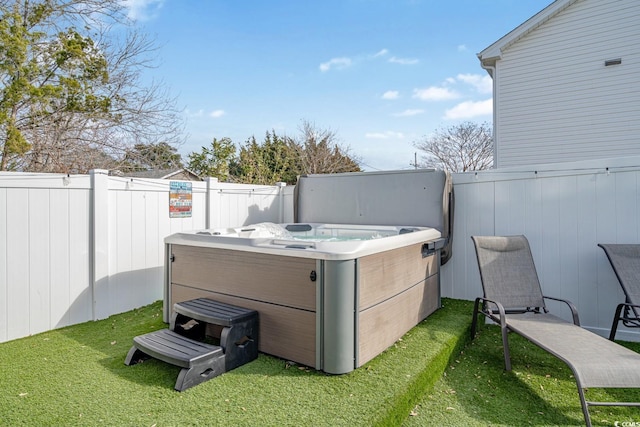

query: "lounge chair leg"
xmin=471 ymin=298 xmax=482 ymax=339
xmin=576 ymin=386 xmax=592 ymax=427
xmin=500 ymin=322 xmax=511 ymax=371
xmin=609 ymin=304 xmax=624 ymax=341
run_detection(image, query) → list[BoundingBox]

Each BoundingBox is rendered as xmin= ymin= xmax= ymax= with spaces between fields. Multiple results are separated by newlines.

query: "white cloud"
xmin=365 ymin=131 xmax=405 ymax=139
xmin=381 ymin=90 xmax=399 ymax=100
xmin=209 ymin=110 xmax=226 ymax=118
xmin=320 ymin=49 xmax=418 ymax=72
xmin=372 ymin=49 xmax=389 ymax=58
xmin=444 ymin=99 xmax=493 ymax=119
xmin=456 ymin=73 xmax=493 ymax=94
xmin=319 ymin=57 xmax=352 ymax=72
xmin=457 ymin=44 xmax=468 ymax=52
xmin=122 ymin=0 xmax=164 ymax=21
xmin=413 ymin=86 xmax=460 ymax=101
xmin=393 ymin=109 xmax=424 ymax=117
xmin=389 ymin=56 xmax=419 ymax=65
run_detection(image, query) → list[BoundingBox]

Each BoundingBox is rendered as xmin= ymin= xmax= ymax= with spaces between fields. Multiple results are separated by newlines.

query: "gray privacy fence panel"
xmin=3 ymin=159 xmax=640 ymax=343
xmin=207 ymin=180 xmax=292 ymax=228
xmin=441 ymin=156 xmax=640 ymax=341
xmin=96 ymin=173 xmax=209 ymax=320
xmin=0 ymin=173 xmax=93 ymax=342
xmin=0 ymin=171 xmax=287 ymax=343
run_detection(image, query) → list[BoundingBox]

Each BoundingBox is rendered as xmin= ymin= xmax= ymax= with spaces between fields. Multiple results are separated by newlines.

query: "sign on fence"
xmin=169 ymin=181 xmax=192 ymax=218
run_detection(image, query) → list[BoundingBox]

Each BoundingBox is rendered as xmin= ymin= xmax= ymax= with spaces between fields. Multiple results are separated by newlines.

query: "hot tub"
xmin=164 ymin=170 xmax=453 ymax=374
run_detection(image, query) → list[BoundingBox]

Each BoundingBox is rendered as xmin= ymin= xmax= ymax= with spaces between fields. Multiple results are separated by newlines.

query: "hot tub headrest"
xmin=294 ymin=169 xmax=453 ymax=263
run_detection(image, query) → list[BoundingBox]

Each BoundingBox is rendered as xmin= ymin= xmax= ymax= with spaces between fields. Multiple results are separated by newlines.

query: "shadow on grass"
xmin=408 ymin=323 xmax=640 ymax=426
xmin=55 ymin=300 xmax=310 ymax=392
xmin=54 ymin=300 xmax=276 ymax=393
xmin=496 ymin=329 xmax=640 ymax=425
xmin=58 ymin=297 xmax=473 ymax=383
xmin=453 ymin=327 xmax=579 ymax=426
xmin=7 ymin=296 xmax=639 ymax=426
xmin=0 ymin=298 xmax=505 ymax=426
xmin=48 ymin=298 xmax=640 ymax=426
xmin=53 ymin=300 xmax=180 ymax=388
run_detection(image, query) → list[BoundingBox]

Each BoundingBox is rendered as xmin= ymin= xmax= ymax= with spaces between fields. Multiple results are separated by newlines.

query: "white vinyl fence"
xmin=442 ymin=156 xmax=640 ymax=341
xmin=0 ymin=170 xmax=293 ymax=343
xmin=2 ymin=157 xmax=640 ymax=343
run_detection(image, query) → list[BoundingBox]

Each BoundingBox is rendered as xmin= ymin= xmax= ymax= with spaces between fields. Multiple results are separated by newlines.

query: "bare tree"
xmin=414 ymin=122 xmax=493 ymax=172
xmin=293 ymin=120 xmax=361 ymax=175
xmin=0 ymin=0 xmax=184 ymax=173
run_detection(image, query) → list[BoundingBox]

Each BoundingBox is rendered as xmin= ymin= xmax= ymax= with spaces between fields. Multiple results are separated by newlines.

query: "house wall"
xmin=162 ymin=170 xmax=200 ymax=181
xmin=494 ymin=0 xmax=640 ymax=168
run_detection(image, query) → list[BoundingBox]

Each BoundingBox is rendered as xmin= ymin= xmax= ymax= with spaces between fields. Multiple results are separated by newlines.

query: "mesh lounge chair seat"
xmin=471 ymin=235 xmax=640 ymax=427
xmin=598 ymin=243 xmax=640 ymax=340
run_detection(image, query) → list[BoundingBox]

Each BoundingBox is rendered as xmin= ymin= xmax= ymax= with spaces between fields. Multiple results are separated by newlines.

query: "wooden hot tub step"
xmin=125 ymin=298 xmax=259 ymax=391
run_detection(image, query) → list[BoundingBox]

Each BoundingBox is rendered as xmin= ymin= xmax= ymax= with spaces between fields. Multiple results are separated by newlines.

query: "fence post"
xmin=205 ymin=177 xmax=219 ymax=229
xmin=90 ymin=169 xmax=110 ymax=320
xmin=276 ymin=182 xmax=287 ymax=223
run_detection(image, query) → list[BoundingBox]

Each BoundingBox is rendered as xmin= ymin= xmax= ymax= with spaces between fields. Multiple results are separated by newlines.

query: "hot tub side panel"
xmin=169 ymin=244 xmax=317 ymax=367
xmin=356 ymin=243 xmax=440 ymax=367
xmin=358 ymin=242 xmax=439 ymax=309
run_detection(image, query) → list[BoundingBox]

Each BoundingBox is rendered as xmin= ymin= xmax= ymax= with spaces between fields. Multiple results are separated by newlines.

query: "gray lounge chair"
xmin=471 ymin=235 xmax=640 ymax=427
xmin=598 ymin=243 xmax=640 ymax=341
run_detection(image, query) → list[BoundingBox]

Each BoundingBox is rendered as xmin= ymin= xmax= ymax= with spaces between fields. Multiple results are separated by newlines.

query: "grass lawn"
xmin=3 ymin=297 xmax=640 ymax=426
xmin=0 ymin=298 xmax=471 ymax=426
xmin=405 ymin=324 xmax=640 ymax=426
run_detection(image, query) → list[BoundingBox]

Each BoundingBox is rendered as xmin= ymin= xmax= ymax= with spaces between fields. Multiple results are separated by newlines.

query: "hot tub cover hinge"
xmin=422 ymin=238 xmax=446 ymax=258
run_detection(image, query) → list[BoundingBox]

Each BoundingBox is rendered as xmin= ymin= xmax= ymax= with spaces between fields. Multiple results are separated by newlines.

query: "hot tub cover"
xmin=294 ymin=169 xmax=453 ymax=263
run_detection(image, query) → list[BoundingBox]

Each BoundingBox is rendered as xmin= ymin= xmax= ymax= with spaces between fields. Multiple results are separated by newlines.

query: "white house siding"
xmin=494 ymin=0 xmax=640 ymax=168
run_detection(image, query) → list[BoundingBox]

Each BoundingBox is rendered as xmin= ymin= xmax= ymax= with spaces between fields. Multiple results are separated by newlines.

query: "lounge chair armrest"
xmin=475 ymin=296 xmax=507 ymax=325
xmin=619 ymin=302 xmax=640 ymax=310
xmin=616 ymin=302 xmax=640 ymax=319
xmin=543 ymin=295 xmax=580 ymax=326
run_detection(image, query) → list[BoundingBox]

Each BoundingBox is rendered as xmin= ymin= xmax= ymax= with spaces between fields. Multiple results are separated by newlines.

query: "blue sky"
xmin=124 ymin=0 xmax=552 ymax=171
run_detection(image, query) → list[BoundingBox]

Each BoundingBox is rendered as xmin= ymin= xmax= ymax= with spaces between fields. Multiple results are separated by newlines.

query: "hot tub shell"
xmin=164 ymin=170 xmax=452 ymax=374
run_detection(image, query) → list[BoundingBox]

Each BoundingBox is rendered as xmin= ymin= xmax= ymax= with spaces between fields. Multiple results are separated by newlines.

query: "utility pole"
xmin=410 ymin=152 xmax=418 ymax=169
